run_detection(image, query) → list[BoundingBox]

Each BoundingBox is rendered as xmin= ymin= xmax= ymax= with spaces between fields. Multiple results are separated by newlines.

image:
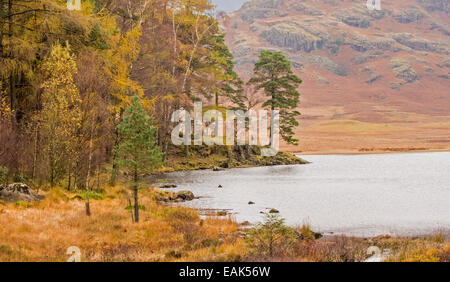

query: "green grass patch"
xmin=125 ymin=204 xmax=147 ymax=211
xmin=71 ymin=191 xmax=105 ymax=201
xmin=15 ymin=201 xmax=31 ymax=208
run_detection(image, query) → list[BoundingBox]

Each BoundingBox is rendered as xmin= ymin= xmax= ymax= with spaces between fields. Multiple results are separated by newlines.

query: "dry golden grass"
xmin=304 ymin=120 xmax=402 ymax=134
xmin=0 ymin=186 xmax=245 ymax=262
xmin=1 ymin=185 xmax=448 ymax=262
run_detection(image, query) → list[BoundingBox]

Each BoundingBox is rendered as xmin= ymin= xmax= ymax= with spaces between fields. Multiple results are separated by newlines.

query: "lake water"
xmin=162 ymin=152 xmax=450 ymax=237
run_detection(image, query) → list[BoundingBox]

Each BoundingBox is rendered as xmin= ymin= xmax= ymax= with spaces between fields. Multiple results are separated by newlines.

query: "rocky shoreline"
xmin=161 ymin=146 xmax=310 ymax=172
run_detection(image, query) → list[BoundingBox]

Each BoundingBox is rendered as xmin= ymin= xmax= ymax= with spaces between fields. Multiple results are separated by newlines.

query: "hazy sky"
xmin=211 ymin=0 xmax=249 ymax=12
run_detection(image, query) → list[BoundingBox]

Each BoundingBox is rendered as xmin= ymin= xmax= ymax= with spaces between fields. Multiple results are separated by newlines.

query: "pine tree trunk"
xmin=134 ymin=168 xmax=139 ymax=223
xmin=227 ymin=146 xmax=233 ymax=168
xmin=270 ymin=104 xmax=275 ymax=147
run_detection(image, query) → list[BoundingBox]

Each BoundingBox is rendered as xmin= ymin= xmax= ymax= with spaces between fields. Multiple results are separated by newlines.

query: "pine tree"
xmin=115 ymin=96 xmax=163 ymax=223
xmin=248 ymin=50 xmax=302 ymax=145
xmin=208 ymin=33 xmax=245 ymax=110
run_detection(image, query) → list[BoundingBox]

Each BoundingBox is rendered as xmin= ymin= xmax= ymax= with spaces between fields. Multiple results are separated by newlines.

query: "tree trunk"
xmin=163 ymin=136 xmax=169 ymax=163
xmin=110 ymin=127 xmax=119 ymax=186
xmin=185 ymin=144 xmax=190 ymax=158
xmin=96 ymin=165 xmax=100 ymax=191
xmin=0 ymin=0 xmax=4 ymax=57
xmin=270 ymin=103 xmax=275 ymax=147
xmin=7 ymin=1 xmax=16 ymax=124
xmin=9 ymin=74 xmax=16 ymax=123
xmin=133 ymin=167 xmax=139 ymax=223
xmin=31 ymin=125 xmax=39 ymax=181
xmin=85 ymin=199 xmax=91 ymax=216
xmin=128 ymin=198 xmax=134 ymax=223
xmin=85 ymin=115 xmax=94 ymax=216
xmin=227 ymin=146 xmax=233 ymax=168
xmin=73 ymin=160 xmax=78 ymax=190
xmin=67 ymin=161 xmax=72 ymax=190
xmin=49 ymin=140 xmax=55 ymax=187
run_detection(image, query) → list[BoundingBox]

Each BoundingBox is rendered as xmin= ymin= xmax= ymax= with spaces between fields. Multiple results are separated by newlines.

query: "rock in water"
xmin=175 ymin=191 xmax=195 ymax=201
xmin=0 ymin=183 xmax=45 ymax=203
xmin=160 ymin=183 xmax=177 ymax=188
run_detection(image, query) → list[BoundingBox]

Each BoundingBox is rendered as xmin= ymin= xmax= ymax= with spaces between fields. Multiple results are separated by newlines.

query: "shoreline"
xmin=162 ymin=150 xmax=450 ymax=240
xmin=191 ymin=205 xmax=450 ymax=240
xmin=158 ymin=149 xmax=309 ymax=173
xmin=293 ymin=148 xmax=450 ymax=156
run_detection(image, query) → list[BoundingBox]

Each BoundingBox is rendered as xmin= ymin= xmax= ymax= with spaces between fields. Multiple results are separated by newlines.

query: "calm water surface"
xmin=162 ymin=152 xmax=450 ymax=237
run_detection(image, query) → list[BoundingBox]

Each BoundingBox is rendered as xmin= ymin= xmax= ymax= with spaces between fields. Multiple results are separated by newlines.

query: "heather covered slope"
xmin=220 ymin=0 xmax=450 ymax=153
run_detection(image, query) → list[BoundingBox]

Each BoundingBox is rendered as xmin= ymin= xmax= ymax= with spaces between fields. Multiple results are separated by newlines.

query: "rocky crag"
xmin=223 ymin=0 xmax=449 ymax=83
xmin=220 ymin=0 xmax=450 ymax=152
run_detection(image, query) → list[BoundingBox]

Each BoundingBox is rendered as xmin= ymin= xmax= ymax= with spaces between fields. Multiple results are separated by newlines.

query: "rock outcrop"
xmin=0 ymin=183 xmax=44 ymax=203
xmin=239 ymin=0 xmax=286 ymax=23
xmin=336 ymin=10 xmax=371 ymax=28
xmin=392 ymin=33 xmax=449 ymax=55
xmin=221 ymin=0 xmax=450 ymax=127
xmin=261 ymin=22 xmax=325 ymax=52
xmin=389 ymin=58 xmax=419 ymax=83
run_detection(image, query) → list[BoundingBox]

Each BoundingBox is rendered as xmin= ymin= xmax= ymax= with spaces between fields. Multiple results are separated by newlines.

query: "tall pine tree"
xmin=249 ymin=50 xmax=302 ymax=145
xmin=115 ymin=96 xmax=163 ymax=223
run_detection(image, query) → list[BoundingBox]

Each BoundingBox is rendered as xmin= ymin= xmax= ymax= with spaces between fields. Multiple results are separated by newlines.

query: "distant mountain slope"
xmin=220 ymin=0 xmax=450 ymax=152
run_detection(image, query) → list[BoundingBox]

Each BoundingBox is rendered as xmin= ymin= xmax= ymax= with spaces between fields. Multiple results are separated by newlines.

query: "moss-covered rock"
xmin=0 ymin=183 xmax=44 ymax=203
xmin=389 ymin=58 xmax=419 ymax=83
xmin=336 ymin=10 xmax=371 ymax=28
xmin=155 ymin=190 xmax=195 ymax=203
xmin=261 ymin=22 xmax=325 ymax=52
